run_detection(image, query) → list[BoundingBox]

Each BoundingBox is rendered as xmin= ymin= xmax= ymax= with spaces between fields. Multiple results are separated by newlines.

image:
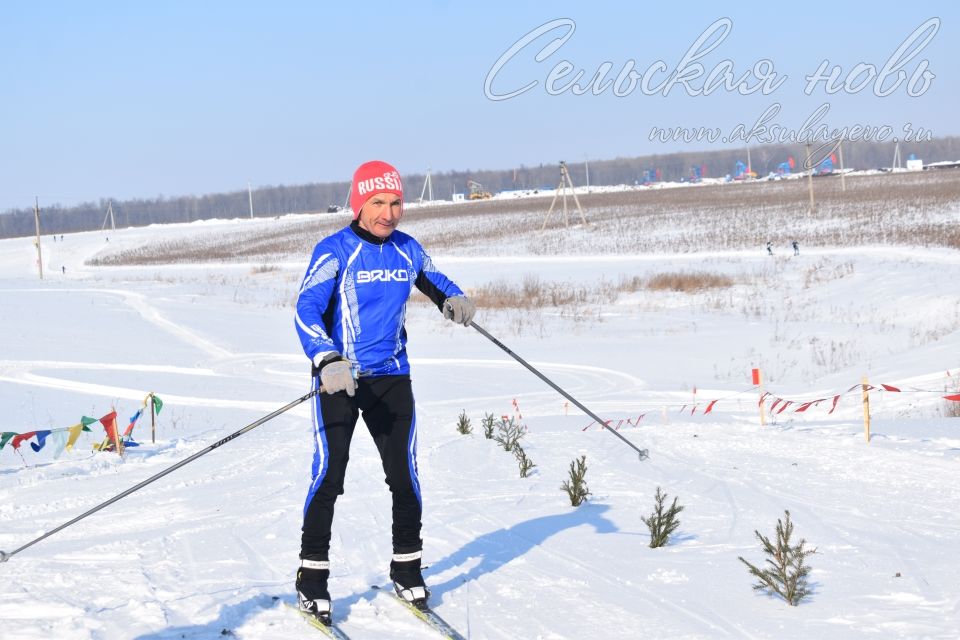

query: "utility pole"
xmin=838 ymin=139 xmax=846 ymax=192
xmin=248 ymin=182 xmax=254 ymax=219
xmin=806 ymin=142 xmax=816 ymax=214
xmin=101 ymin=200 xmax=116 ymax=232
xmin=584 ymin=154 xmax=590 ymax=189
xmin=419 ymin=167 xmax=434 ymax=203
xmin=33 ymin=197 xmax=43 ymax=280
xmin=541 ymin=161 xmax=588 ymax=230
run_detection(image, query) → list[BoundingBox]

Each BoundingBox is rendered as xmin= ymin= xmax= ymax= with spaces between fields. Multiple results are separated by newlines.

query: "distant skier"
xmin=792 ymin=240 xmax=800 ymax=256
xmin=293 ymin=160 xmax=475 ymax=624
xmin=766 ymin=241 xmax=773 ymax=256
xmin=61 ymin=265 xmax=66 ymax=275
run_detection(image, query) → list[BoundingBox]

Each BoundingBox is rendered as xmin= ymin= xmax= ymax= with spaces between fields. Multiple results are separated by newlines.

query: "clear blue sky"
xmin=1 ymin=2 xmax=956 ymax=211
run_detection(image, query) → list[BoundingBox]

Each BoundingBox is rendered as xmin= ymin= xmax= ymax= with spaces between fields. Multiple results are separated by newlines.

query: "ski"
xmin=283 ymin=601 xmax=352 ymax=640
xmin=372 ymin=585 xmax=466 ymax=640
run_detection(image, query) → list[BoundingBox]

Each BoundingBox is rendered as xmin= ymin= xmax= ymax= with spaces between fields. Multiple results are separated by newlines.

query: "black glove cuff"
xmin=311 ymin=353 xmax=346 ymax=377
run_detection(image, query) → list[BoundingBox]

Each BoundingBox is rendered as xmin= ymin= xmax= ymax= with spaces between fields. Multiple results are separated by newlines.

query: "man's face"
xmin=357 ymin=192 xmax=403 ymax=239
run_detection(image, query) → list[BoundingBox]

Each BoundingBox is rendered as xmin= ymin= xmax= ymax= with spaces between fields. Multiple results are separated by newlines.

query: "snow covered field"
xmin=2 ymin=192 xmax=960 ymax=639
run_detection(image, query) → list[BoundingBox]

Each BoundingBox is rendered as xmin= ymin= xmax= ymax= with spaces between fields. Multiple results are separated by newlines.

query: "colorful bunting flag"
xmin=50 ymin=430 xmax=70 ymax=458
xmin=29 ymin=430 xmax=51 ymax=452
xmin=124 ymin=409 xmax=143 ymax=437
xmin=11 ymin=432 xmax=37 ymax=450
xmin=3 ymin=394 xmax=161 ymax=461
xmin=65 ymin=424 xmax=85 ymax=452
xmin=828 ymin=395 xmax=841 ymax=414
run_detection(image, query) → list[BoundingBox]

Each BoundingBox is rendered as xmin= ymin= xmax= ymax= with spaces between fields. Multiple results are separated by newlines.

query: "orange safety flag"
xmin=100 ymin=411 xmax=119 ymax=441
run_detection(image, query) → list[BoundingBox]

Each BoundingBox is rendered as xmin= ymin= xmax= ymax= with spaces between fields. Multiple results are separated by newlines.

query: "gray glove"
xmin=315 ymin=356 xmax=356 ymax=396
xmin=442 ymin=295 xmax=475 ymax=326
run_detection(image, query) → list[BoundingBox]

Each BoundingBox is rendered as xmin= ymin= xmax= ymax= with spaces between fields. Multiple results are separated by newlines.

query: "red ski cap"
xmin=350 ymin=160 xmax=403 ymax=219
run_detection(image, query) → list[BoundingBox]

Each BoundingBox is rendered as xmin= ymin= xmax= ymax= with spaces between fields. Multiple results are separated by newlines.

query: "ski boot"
xmin=390 ymin=550 xmax=430 ymax=610
xmin=296 ymin=556 xmax=332 ymax=625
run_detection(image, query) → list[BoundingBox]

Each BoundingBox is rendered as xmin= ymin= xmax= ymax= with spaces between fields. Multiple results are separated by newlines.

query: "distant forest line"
xmin=3 ymin=137 xmax=959 ymax=240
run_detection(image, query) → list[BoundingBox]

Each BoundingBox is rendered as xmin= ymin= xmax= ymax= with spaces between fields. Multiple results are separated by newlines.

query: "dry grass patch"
xmin=469 ymin=276 xmax=614 ymax=309
xmin=457 ymin=274 xmax=654 ymax=311
xmin=647 ymin=271 xmax=735 ymax=293
xmin=251 ymin=264 xmax=280 ymax=274
xmin=945 ymin=399 xmax=960 ymax=418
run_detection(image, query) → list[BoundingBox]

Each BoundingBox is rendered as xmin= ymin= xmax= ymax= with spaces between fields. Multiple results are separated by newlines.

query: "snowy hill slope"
xmin=1 ymin=186 xmax=960 ymax=638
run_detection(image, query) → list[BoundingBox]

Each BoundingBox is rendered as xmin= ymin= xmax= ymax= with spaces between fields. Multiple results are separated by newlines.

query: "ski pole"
xmin=0 ymin=387 xmax=319 ymax=564
xmin=469 ymin=321 xmax=649 ymax=460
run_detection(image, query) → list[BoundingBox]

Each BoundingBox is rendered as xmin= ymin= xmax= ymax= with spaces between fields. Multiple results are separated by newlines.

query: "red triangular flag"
xmin=828 ymin=395 xmax=841 ymax=414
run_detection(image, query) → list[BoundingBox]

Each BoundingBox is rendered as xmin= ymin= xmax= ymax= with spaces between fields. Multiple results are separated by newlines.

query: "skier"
xmin=766 ymin=241 xmax=773 ymax=256
xmin=293 ymin=160 xmax=475 ymax=623
xmin=792 ymin=240 xmax=800 ymax=256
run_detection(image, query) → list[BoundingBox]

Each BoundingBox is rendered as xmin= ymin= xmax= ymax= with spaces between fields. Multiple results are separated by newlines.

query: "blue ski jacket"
xmin=295 ymin=221 xmax=464 ymax=376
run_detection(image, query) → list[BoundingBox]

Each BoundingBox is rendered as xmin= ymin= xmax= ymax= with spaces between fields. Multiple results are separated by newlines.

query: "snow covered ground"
xmin=1 ymin=208 xmax=959 ymax=639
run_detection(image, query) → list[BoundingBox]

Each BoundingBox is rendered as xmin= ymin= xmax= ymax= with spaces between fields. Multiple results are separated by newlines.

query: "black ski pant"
xmin=301 ymin=374 xmax=423 ymax=560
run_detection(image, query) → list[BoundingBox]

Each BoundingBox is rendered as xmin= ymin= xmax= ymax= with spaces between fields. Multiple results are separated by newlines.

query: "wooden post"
xmin=753 ymin=368 xmax=766 ymax=427
xmin=806 ymin=142 xmax=816 ymax=214
xmin=150 ymin=393 xmax=156 ymax=444
xmin=862 ymin=376 xmax=871 ymax=443
xmin=111 ymin=410 xmax=124 ymax=455
xmin=563 ymin=161 xmax=588 ymax=225
xmin=838 ymin=139 xmax=846 ymax=192
xmin=34 ymin=198 xmax=43 ymax=280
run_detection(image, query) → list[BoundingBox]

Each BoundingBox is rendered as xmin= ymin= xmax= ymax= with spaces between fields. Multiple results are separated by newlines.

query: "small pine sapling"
xmin=481 ymin=412 xmax=496 ymax=439
xmin=641 ymin=487 xmax=685 ymax=548
xmin=494 ymin=416 xmax=525 ymax=452
xmin=561 ymin=455 xmax=591 ymax=506
xmin=455 ymin=410 xmax=472 ymax=435
xmin=514 ymin=444 xmax=536 ymax=478
xmin=738 ymin=510 xmax=816 ymax=606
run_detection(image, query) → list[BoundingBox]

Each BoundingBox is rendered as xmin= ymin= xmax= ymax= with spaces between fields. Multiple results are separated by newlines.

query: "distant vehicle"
xmin=812 ymin=153 xmax=837 ymax=177
xmin=327 ymin=205 xmax=342 ymax=213
xmin=467 ymin=180 xmax=492 ymax=200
